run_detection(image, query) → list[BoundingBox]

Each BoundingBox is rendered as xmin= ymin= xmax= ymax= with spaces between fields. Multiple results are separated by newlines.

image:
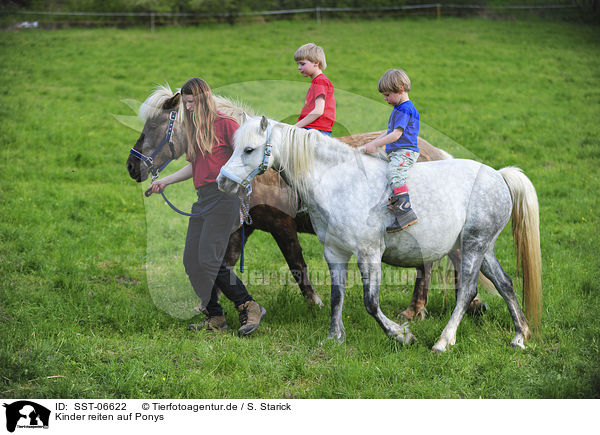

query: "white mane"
xmin=138 ymin=84 xmax=183 ymax=122
xmin=257 ymin=121 xmax=359 ymax=201
xmin=138 ymin=83 xmax=254 ymax=126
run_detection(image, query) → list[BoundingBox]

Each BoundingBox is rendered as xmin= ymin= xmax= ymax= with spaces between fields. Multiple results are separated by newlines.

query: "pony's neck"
xmin=273 ymin=125 xmax=356 ymax=201
xmin=283 ymin=125 xmax=354 ymax=164
xmin=172 ymin=122 xmax=188 ymax=159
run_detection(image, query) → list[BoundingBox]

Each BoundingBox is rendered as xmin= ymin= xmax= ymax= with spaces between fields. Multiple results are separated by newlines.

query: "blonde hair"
xmin=181 ymin=77 xmax=217 ymax=161
xmin=378 ymin=69 xmax=411 ymax=94
xmin=294 ymin=43 xmax=327 ymax=70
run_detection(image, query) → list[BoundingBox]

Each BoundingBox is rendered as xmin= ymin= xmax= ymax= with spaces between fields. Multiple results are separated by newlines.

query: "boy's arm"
xmin=295 ymin=96 xmax=325 ymax=128
xmin=362 ymin=128 xmax=403 ymax=153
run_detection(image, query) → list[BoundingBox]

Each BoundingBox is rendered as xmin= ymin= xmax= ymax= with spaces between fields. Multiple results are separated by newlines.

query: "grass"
xmin=1 ymin=16 xmax=599 ymax=399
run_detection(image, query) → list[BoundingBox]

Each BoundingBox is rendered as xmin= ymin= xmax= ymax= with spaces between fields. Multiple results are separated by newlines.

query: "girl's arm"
xmin=294 ymin=96 xmax=325 ymax=128
xmin=148 ymin=163 xmax=193 ymax=194
xmin=362 ymin=128 xmax=403 ymax=153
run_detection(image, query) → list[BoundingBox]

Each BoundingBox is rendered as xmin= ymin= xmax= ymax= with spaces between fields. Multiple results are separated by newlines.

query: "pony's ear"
xmin=260 ymin=116 xmax=268 ymax=131
xmin=163 ymin=92 xmax=181 ymax=110
xmin=240 ymin=112 xmax=249 ymax=124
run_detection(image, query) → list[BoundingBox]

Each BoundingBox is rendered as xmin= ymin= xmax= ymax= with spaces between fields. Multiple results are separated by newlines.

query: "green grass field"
xmin=1 ymin=17 xmax=599 ymax=399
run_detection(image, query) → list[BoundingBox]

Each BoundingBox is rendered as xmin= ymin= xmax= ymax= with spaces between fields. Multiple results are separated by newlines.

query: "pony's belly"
xmin=382 ymin=222 xmax=460 ymax=266
xmin=382 ymin=242 xmax=455 ymax=267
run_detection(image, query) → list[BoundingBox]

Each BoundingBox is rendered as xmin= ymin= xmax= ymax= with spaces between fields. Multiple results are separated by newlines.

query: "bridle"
xmin=129 ymin=110 xmax=178 ymax=181
xmin=128 ymin=110 xmax=201 ymax=217
xmin=218 ymin=123 xmax=272 ymax=195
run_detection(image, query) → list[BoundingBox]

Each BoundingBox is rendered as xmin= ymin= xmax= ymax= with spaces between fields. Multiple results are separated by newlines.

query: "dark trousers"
xmin=183 ymin=183 xmax=253 ymax=316
xmin=204 ymin=263 xmax=253 ymax=316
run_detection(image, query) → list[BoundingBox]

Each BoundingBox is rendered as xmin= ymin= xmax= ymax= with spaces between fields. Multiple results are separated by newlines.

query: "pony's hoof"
xmin=401 ymin=331 xmax=417 ymax=345
xmin=431 ymin=343 xmax=447 ymax=353
xmin=399 ymin=308 xmax=415 ymax=321
xmin=392 ymin=322 xmax=416 ymax=344
xmin=309 ymin=295 xmax=324 ymax=308
xmin=432 ymin=337 xmax=450 ymax=353
xmin=327 ymin=331 xmax=345 ymax=343
xmin=510 ymin=335 xmax=526 ymax=350
xmin=467 ymin=300 xmax=489 ymax=317
xmin=400 ymin=307 xmax=427 ymax=322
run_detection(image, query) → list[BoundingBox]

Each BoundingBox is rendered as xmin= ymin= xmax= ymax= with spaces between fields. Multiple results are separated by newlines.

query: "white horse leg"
xmin=433 ymin=249 xmax=483 ymax=353
xmin=480 ymin=251 xmax=531 ymax=349
xmin=324 ymin=246 xmax=351 ymax=343
xmin=357 ymin=258 xmax=415 ymax=344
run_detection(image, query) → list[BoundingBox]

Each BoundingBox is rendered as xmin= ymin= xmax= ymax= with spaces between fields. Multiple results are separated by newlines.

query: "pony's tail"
xmin=499 ymin=167 xmax=542 ymax=335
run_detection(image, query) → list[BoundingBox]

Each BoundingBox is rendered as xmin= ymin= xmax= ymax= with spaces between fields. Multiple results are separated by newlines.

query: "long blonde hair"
xmin=182 ymin=77 xmax=217 ymax=161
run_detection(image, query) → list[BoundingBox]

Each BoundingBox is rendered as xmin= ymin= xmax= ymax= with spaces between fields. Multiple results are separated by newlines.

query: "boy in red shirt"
xmin=294 ymin=43 xmax=336 ymax=136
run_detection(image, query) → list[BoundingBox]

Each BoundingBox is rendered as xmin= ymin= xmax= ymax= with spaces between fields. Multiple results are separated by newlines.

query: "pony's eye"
xmin=244 ymin=147 xmax=254 ymax=154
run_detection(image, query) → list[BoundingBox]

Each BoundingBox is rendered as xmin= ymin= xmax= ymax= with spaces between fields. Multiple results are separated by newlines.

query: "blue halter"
xmin=129 ymin=111 xmax=178 ymax=181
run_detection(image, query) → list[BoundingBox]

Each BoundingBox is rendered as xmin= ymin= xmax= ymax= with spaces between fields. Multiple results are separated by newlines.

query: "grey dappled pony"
xmin=217 ymin=116 xmax=542 ymax=352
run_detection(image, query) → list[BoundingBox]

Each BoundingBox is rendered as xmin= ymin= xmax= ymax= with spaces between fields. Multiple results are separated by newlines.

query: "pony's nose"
xmin=217 ymin=173 xmax=236 ymax=193
xmin=126 ymin=157 xmax=141 ymax=181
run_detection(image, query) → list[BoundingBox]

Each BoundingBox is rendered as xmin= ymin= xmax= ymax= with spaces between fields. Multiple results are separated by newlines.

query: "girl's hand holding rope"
xmin=145 ymin=181 xmax=166 ymax=197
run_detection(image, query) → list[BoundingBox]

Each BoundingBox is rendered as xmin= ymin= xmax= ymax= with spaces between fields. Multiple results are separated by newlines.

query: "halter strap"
xmin=218 ymin=123 xmax=272 ymax=195
xmin=129 ymin=110 xmax=178 ymax=180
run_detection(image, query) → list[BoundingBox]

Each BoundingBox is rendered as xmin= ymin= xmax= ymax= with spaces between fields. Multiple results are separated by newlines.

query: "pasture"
xmin=1 ymin=17 xmax=599 ymax=399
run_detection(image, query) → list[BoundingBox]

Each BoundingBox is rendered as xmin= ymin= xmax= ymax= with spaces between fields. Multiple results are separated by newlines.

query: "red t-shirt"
xmin=298 ymin=73 xmax=336 ymax=132
xmin=191 ymin=113 xmax=239 ymax=188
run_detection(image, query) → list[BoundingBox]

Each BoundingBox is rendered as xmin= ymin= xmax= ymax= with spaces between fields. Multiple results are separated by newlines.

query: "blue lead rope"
xmin=144 ymin=186 xmax=249 ymax=273
xmin=144 ymin=187 xmax=203 ymax=217
xmin=240 ymin=225 xmax=245 ymax=273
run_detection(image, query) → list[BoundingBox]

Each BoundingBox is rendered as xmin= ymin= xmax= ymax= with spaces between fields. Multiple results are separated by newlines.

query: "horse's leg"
xmin=448 ymin=249 xmax=487 ymax=316
xmin=432 ymin=246 xmax=484 ymax=353
xmin=358 ymin=254 xmax=415 ymax=344
xmin=249 ymin=205 xmax=322 ymax=306
xmin=400 ymin=264 xmax=431 ymax=321
xmin=222 ymin=224 xmax=254 ymax=267
xmin=480 ymin=250 xmax=531 ymax=349
xmin=324 ymin=246 xmax=351 ymax=342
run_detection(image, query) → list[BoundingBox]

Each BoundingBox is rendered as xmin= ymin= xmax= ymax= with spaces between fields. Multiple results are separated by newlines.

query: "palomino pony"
xmin=126 ymin=85 xmax=471 ymax=317
xmin=217 ymin=116 xmax=542 ymax=352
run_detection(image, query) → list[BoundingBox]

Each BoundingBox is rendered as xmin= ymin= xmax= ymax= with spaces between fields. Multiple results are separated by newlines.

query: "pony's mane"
xmin=214 ymin=95 xmax=255 ymax=124
xmin=276 ymin=123 xmax=358 ymax=200
xmin=138 ymin=84 xmax=184 ymax=123
xmin=138 ymin=84 xmax=254 ymax=126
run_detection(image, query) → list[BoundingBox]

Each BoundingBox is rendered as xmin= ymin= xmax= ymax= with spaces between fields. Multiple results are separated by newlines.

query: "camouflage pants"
xmin=387 ymin=149 xmax=419 ymax=190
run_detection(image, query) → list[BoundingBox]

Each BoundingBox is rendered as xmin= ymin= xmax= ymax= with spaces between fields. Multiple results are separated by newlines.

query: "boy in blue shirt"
xmin=363 ymin=69 xmax=420 ymax=232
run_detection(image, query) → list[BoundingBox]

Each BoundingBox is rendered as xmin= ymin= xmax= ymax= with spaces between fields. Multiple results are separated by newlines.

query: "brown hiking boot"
xmin=188 ymin=314 xmax=228 ymax=332
xmin=236 ymin=301 xmax=266 ymax=337
xmin=386 ymin=193 xmax=418 ymax=233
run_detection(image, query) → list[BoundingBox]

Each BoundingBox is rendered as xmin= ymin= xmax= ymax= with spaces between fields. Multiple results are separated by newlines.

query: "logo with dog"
xmin=3 ymin=401 xmax=50 ymax=432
